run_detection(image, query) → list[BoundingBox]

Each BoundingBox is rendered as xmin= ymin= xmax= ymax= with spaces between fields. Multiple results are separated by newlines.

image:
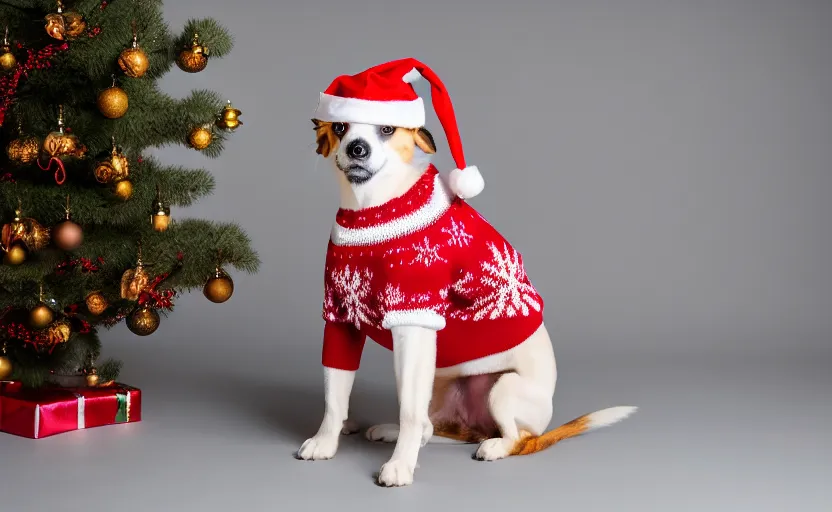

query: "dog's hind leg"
xmin=474 ymin=324 xmax=557 ymax=461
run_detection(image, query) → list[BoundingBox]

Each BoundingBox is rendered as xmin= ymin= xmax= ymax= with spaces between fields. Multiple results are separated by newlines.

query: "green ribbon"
xmin=114 ymin=392 xmax=128 ymax=423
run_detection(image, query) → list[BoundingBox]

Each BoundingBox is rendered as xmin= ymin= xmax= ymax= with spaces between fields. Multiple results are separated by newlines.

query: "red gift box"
xmin=0 ymin=381 xmax=141 ymax=439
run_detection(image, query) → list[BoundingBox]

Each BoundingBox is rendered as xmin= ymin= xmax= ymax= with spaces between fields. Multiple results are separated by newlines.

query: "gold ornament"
xmin=2 ymin=242 xmax=27 ymax=265
xmin=204 ymin=267 xmax=234 ymax=303
xmin=113 ymin=179 xmax=133 ymax=201
xmin=40 ymin=106 xmax=87 ymax=185
xmin=53 ymin=195 xmax=83 ymax=251
xmin=47 ymin=320 xmax=71 ymax=345
xmin=1 ymin=200 xmax=51 ymax=253
xmin=151 ymin=184 xmax=171 ymax=232
xmin=187 ymin=125 xmax=213 ymax=150
xmin=126 ymin=306 xmax=160 ymax=336
xmin=85 ymin=369 xmax=99 ymax=387
xmin=85 ymin=291 xmax=108 ymax=315
xmin=29 ymin=285 xmax=55 ymax=329
xmin=120 ymin=245 xmax=149 ymax=300
xmin=97 ymin=75 xmax=129 ymax=119
xmin=94 ymin=137 xmax=130 ymax=184
xmin=44 ymin=2 xmax=86 ymax=40
xmin=6 ymin=136 xmax=40 ymax=165
xmin=118 ymin=33 xmax=149 ymax=78
xmin=216 ymin=100 xmax=243 ymax=131
xmin=176 ymin=33 xmax=209 ymax=73
xmin=0 ymin=28 xmax=16 ymax=72
xmin=0 ymin=342 xmax=12 ymax=380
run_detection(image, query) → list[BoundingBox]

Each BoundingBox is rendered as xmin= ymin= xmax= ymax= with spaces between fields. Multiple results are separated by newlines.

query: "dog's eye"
xmin=380 ymin=126 xmax=395 ymax=136
xmin=332 ymin=123 xmax=347 ymax=135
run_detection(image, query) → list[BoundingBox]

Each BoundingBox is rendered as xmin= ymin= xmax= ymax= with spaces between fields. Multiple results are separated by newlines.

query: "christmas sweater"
xmin=321 ymin=165 xmax=544 ymax=371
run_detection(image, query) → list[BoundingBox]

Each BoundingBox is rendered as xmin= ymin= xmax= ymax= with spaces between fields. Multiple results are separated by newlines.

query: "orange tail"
xmin=510 ymin=406 xmax=637 ymax=456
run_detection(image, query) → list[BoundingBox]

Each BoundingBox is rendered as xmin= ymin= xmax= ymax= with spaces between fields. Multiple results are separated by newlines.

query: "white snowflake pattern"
xmin=326 ymin=265 xmax=375 ymax=328
xmin=410 ymin=236 xmax=447 ymax=266
xmin=441 ymin=218 xmax=473 ymax=247
xmin=451 ymin=242 xmax=541 ymax=321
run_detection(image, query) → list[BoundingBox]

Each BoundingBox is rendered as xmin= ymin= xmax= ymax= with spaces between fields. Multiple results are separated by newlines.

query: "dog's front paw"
xmin=296 ymin=435 xmax=338 ymax=461
xmin=474 ymin=438 xmax=512 ymax=461
xmin=366 ymin=423 xmax=399 ymax=443
xmin=377 ymin=459 xmax=415 ymax=487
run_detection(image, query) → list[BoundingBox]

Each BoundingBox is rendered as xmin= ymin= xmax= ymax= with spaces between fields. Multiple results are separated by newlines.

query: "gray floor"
xmin=2 ymin=340 xmax=830 ymax=511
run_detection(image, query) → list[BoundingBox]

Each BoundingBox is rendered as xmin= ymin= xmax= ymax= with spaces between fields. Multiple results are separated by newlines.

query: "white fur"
xmin=382 ymin=309 xmax=446 ymax=330
xmin=449 ymin=165 xmax=485 ymax=199
xmin=315 ymin=93 xmax=425 ymax=129
xmin=586 ymin=406 xmax=638 ymax=429
xmin=300 ymin=122 xmax=635 ymax=486
xmin=402 ymin=67 xmax=422 ymax=84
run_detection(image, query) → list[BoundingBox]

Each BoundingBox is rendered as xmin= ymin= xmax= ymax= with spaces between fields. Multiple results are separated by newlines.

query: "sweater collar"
xmin=331 ymin=165 xmax=452 ymax=246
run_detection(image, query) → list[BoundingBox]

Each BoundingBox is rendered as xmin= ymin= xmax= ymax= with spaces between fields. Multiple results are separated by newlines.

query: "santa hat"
xmin=313 ymin=58 xmax=484 ymax=200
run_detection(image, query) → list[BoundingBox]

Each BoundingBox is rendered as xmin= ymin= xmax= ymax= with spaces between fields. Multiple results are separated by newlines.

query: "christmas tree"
xmin=0 ymin=0 xmax=259 ymax=388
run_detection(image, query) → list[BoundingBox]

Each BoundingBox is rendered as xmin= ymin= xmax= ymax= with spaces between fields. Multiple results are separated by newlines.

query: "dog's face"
xmin=312 ymin=119 xmax=437 ymax=185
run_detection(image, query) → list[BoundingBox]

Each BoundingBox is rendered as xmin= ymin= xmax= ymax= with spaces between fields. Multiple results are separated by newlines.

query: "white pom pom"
xmin=402 ymin=67 xmax=422 ymax=84
xmin=449 ymin=165 xmax=484 ymax=199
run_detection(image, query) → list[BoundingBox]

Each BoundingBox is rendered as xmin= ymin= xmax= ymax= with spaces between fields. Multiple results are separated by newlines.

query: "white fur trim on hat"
xmin=314 ymin=93 xmax=425 ymax=128
xmin=448 ymin=165 xmax=484 ymax=199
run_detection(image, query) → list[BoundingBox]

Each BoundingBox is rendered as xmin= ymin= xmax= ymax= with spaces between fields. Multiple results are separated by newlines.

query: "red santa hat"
xmin=313 ymin=58 xmax=485 ymax=200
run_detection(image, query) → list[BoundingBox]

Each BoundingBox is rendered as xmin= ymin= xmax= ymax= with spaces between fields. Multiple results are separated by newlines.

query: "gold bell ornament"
xmin=0 ymin=27 xmax=17 ymax=72
xmin=120 ymin=243 xmax=150 ymax=301
xmin=151 ymin=184 xmax=171 ymax=232
xmin=6 ymin=119 xmax=41 ymax=166
xmin=216 ymin=100 xmax=243 ymax=131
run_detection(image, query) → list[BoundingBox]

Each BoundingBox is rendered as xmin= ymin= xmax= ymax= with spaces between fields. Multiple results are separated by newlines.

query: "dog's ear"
xmin=312 ymin=120 xmax=339 ymax=158
xmin=413 ymin=127 xmax=437 ymax=154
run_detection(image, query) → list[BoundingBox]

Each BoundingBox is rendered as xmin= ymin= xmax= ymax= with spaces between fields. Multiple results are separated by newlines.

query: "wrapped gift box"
xmin=0 ymin=381 xmax=141 ymax=439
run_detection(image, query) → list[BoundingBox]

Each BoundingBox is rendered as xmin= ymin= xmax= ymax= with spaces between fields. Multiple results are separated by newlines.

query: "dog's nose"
xmin=346 ymin=139 xmax=371 ymax=160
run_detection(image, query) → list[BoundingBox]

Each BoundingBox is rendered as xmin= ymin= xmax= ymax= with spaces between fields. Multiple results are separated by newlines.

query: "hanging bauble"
xmin=0 ymin=29 xmax=16 ymax=72
xmin=44 ymin=1 xmax=86 ymax=40
xmin=29 ymin=303 xmax=55 ymax=330
xmin=176 ymin=32 xmax=209 ymax=73
xmin=118 ymin=33 xmax=149 ymax=78
xmin=38 ymin=105 xmax=87 ymax=185
xmin=120 ymin=247 xmax=149 ymax=301
xmin=52 ymin=195 xmax=83 ymax=251
xmin=6 ymin=136 xmax=40 ymax=165
xmin=2 ymin=242 xmax=27 ymax=265
xmin=47 ymin=320 xmax=71 ymax=345
xmin=85 ymin=367 xmax=99 ymax=387
xmin=85 ymin=291 xmax=108 ymax=315
xmin=203 ymin=267 xmax=234 ymax=303
xmin=150 ymin=184 xmax=171 ymax=232
xmin=97 ymin=75 xmax=129 ymax=119
xmin=215 ymin=100 xmax=243 ymax=131
xmin=94 ymin=137 xmax=130 ymax=184
xmin=0 ymin=343 xmax=12 ymax=380
xmin=113 ymin=179 xmax=133 ymax=201
xmin=126 ymin=306 xmax=160 ymax=336
xmin=2 ymin=202 xmax=51 ymax=253
xmin=187 ymin=124 xmax=212 ymax=150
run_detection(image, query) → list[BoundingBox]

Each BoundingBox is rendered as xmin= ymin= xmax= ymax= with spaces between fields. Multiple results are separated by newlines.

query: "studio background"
xmin=2 ymin=1 xmax=830 ymax=511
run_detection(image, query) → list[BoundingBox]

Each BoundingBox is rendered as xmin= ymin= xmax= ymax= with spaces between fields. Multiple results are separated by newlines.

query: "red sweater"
xmin=321 ymin=165 xmax=544 ymax=371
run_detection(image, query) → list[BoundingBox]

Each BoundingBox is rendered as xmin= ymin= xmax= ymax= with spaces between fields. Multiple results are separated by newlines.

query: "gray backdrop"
xmin=1 ymin=1 xmax=830 ymax=510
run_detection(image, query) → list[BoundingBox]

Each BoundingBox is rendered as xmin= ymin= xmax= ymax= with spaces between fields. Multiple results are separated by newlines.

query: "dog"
xmin=296 ymin=117 xmax=638 ymax=487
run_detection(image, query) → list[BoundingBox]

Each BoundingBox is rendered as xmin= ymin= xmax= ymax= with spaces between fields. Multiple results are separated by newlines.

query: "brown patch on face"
xmin=311 ymin=119 xmax=340 ymax=158
xmin=386 ymin=127 xmax=437 ymax=164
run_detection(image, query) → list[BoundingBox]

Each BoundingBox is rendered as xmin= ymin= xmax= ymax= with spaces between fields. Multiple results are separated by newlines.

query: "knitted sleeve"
xmin=322 ymin=321 xmax=367 ymax=371
xmin=378 ymin=243 xmax=453 ymax=331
